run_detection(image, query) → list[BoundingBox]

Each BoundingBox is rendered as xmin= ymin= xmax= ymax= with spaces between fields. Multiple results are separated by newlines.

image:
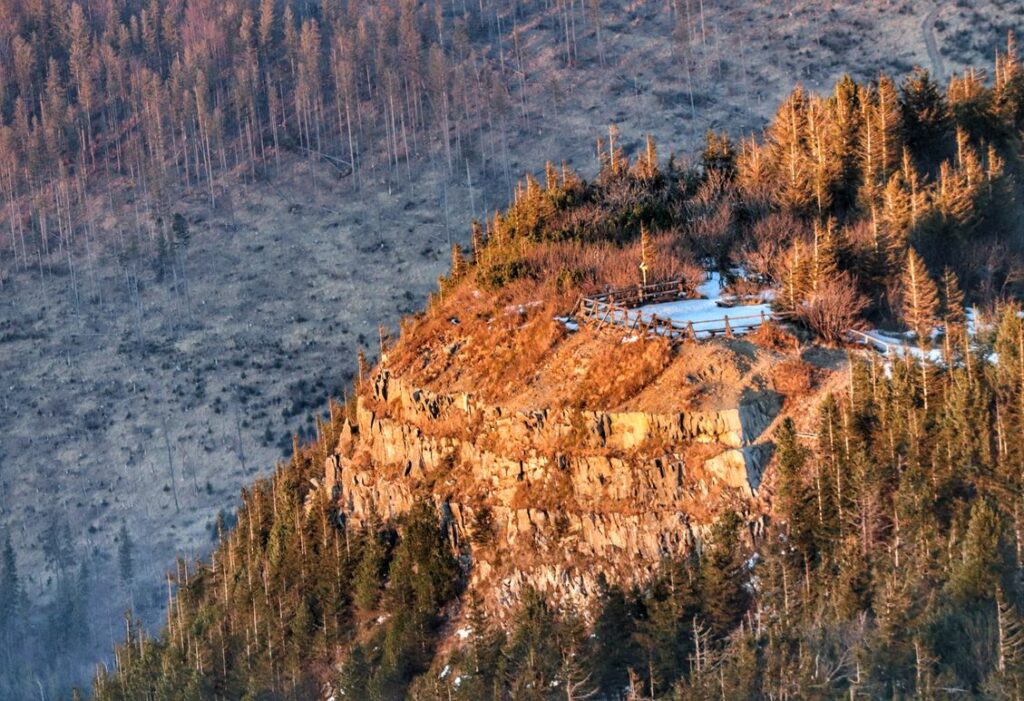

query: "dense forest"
xmin=64 ymin=35 xmax=1024 ymax=699
xmin=0 ymin=0 xmax=628 ymax=284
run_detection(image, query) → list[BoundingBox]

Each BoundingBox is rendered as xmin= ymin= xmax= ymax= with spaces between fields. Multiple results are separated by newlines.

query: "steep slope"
xmin=329 ymin=356 xmax=783 ymax=610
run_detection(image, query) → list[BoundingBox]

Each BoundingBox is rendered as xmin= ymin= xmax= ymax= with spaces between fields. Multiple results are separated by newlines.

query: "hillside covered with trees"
xmin=9 ymin=0 xmax=1024 ymax=697
xmin=61 ymin=39 xmax=1024 ymax=700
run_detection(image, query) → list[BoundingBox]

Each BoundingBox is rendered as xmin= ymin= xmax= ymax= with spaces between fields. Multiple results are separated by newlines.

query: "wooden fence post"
xmin=687 ymin=320 xmax=696 ymax=340
xmin=724 ymin=315 xmax=733 ymax=338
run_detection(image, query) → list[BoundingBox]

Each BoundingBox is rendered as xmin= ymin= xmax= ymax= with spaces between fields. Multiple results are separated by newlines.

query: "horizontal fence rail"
xmin=575 ymin=280 xmax=777 ymax=342
xmin=575 ymin=279 xmax=939 ymax=360
xmin=845 ymin=329 xmax=911 ymax=356
xmin=588 ymin=279 xmax=694 ymax=308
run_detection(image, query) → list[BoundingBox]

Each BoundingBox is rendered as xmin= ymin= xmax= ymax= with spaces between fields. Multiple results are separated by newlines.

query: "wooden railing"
xmin=845 ymin=329 xmax=910 ymax=356
xmin=588 ymin=278 xmax=694 ymax=308
xmin=576 ymin=280 xmax=928 ymax=357
xmin=577 ymin=295 xmax=775 ymax=341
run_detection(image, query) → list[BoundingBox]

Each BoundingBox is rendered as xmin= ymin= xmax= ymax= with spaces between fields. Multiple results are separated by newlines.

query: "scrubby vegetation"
xmin=433 ymin=49 xmax=1024 ymax=347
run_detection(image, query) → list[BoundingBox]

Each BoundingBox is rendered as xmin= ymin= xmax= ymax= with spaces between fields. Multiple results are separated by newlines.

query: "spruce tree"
xmin=767 ymin=87 xmax=813 ymax=213
xmin=900 ymin=67 xmax=951 ymax=162
xmin=591 ymin=587 xmax=640 ymax=694
xmin=829 ymin=74 xmax=864 ymax=211
xmin=701 ymin=131 xmax=736 ymax=178
xmin=775 ymin=418 xmax=818 ymax=558
xmin=352 ymin=529 xmax=387 ymax=614
xmin=940 ymin=267 xmax=966 ymax=366
xmin=949 ymin=500 xmax=1010 ymax=604
xmin=449 ymin=243 xmax=466 ymax=279
xmin=503 ymin=587 xmax=562 ymax=699
xmin=901 ymin=248 xmax=940 ymax=345
xmin=698 ymin=511 xmax=750 ymax=637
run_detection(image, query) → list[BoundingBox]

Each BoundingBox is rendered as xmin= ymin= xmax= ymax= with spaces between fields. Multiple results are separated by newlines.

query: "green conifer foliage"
xmin=949 ymin=500 xmax=1011 ymax=604
xmin=902 ymin=248 xmax=940 ymax=344
xmin=698 ymin=511 xmax=750 ymax=637
xmin=901 ymin=67 xmax=952 ymax=160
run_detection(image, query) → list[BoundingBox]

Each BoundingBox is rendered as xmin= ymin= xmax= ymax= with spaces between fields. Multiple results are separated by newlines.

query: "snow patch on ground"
xmin=555 ymin=316 xmax=579 ymax=331
xmin=856 ymin=329 xmax=945 ymax=363
xmin=634 ymin=272 xmax=772 ymax=338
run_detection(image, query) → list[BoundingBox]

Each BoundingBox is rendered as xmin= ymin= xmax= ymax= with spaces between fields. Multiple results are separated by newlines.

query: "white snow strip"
xmin=856 ymin=329 xmax=944 ymax=362
xmin=555 ymin=316 xmax=579 ymax=332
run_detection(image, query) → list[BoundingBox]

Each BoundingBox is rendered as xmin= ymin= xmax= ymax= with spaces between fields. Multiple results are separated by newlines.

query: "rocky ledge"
xmin=318 ymin=370 xmax=780 ymax=611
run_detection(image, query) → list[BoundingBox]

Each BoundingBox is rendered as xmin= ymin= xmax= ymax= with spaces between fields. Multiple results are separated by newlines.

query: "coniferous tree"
xmin=698 ymin=511 xmax=750 ymax=637
xmin=829 ymin=74 xmax=864 ymax=212
xmin=591 ymin=587 xmax=640 ymax=694
xmin=767 ymin=87 xmax=813 ymax=213
xmin=862 ymin=75 xmax=904 ymax=203
xmin=949 ymin=500 xmax=1010 ymax=604
xmin=503 ymin=587 xmax=562 ymax=700
xmin=901 ymin=67 xmax=952 ymax=162
xmin=901 ymin=247 xmax=940 ymax=345
xmin=775 ymin=418 xmax=819 ymax=558
xmin=940 ymin=267 xmax=967 ymax=366
xmin=701 ymin=130 xmax=736 ymax=179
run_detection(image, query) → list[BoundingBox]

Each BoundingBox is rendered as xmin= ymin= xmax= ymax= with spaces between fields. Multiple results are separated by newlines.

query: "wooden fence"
xmin=845 ymin=329 xmax=911 ymax=356
xmin=576 ymin=285 xmax=775 ymax=341
xmin=587 ymin=278 xmax=695 ymax=308
xmin=575 ymin=279 xmax=937 ymax=360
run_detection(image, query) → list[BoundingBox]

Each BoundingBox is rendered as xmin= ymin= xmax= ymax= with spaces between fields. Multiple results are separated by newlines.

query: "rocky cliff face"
xmin=320 ymin=370 xmax=781 ymax=612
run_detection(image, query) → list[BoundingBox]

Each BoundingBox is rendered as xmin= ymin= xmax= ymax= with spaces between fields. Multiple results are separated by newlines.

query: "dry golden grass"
xmin=521 ymin=233 xmax=703 ymax=293
xmin=771 ymin=358 xmax=818 ymax=396
xmin=573 ymin=335 xmax=674 ymax=408
xmin=748 ymin=321 xmax=799 ymax=352
xmin=388 ymin=229 xmax=707 ymax=407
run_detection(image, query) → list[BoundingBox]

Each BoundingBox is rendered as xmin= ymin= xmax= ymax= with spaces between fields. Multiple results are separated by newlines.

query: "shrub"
xmin=793 ymin=273 xmax=868 ymax=344
xmin=476 ymin=258 xmax=531 ymax=289
xmin=748 ymin=321 xmax=797 ymax=351
xmin=555 ymin=266 xmax=586 ymax=292
xmin=773 ymin=358 xmax=815 ymax=395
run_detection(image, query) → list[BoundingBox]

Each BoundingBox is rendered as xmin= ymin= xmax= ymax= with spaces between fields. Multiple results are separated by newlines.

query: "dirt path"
xmin=923 ymin=5 xmax=946 ymax=80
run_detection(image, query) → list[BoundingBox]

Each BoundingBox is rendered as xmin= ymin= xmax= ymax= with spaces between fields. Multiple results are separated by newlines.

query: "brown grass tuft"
xmin=748 ymin=321 xmax=798 ymax=352
xmin=574 ymin=335 xmax=674 ymax=408
xmin=772 ymin=358 xmax=816 ymax=396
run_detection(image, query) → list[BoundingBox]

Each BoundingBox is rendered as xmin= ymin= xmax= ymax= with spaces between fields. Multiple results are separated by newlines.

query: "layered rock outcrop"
xmin=322 ymin=370 xmax=780 ymax=610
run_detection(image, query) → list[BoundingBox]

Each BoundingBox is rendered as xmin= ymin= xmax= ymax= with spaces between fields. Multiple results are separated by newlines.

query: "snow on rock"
xmin=857 ymin=329 xmax=944 ymax=363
